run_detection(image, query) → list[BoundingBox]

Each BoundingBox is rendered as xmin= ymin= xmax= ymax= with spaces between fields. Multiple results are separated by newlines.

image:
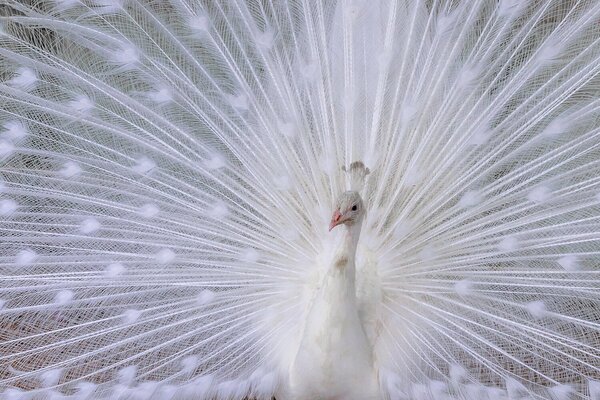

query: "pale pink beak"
xmin=329 ymin=210 xmax=343 ymax=232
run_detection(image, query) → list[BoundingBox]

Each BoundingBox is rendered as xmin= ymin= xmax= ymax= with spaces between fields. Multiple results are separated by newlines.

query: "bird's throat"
xmin=330 ymin=222 xmax=362 ymax=291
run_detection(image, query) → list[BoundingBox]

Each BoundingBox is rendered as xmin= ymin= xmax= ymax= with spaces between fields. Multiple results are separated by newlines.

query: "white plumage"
xmin=1 ymin=0 xmax=600 ymax=399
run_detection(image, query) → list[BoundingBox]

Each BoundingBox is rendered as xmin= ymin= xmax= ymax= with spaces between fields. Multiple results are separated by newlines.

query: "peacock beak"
xmin=329 ymin=210 xmax=343 ymax=231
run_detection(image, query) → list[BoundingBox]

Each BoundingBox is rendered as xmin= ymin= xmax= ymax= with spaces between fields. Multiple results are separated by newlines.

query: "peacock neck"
xmin=343 ymin=222 xmax=362 ymax=260
xmin=330 ymin=221 xmax=362 ymax=292
xmin=289 ymin=219 xmax=374 ymax=399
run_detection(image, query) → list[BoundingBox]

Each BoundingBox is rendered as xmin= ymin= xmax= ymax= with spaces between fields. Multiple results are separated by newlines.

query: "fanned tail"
xmin=0 ymin=0 xmax=599 ymax=399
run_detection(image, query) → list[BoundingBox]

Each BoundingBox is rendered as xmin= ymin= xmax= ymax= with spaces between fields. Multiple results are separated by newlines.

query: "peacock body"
xmin=1 ymin=0 xmax=600 ymax=399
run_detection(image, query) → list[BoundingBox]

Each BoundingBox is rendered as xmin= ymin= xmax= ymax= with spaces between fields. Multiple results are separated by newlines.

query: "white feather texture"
xmin=0 ymin=0 xmax=599 ymax=399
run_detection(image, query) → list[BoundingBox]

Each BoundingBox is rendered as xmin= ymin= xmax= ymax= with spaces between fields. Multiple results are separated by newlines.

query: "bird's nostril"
xmin=332 ymin=210 xmax=342 ymax=222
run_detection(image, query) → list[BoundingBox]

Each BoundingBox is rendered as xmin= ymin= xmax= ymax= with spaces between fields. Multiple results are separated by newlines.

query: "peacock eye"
xmin=351 ymin=205 xmax=357 ymax=211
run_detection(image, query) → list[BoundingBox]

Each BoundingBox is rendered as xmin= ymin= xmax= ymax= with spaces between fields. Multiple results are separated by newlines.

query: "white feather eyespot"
xmin=277 ymin=121 xmax=295 ymax=138
xmin=155 ymin=248 xmax=175 ymax=264
xmin=122 ymin=309 xmax=141 ymax=325
xmin=527 ymin=186 xmax=551 ymax=203
xmin=2 ymin=121 xmax=27 ymax=141
xmin=80 ymin=217 xmax=101 ymax=234
xmin=255 ymin=30 xmax=274 ymax=50
xmin=526 ymin=300 xmax=547 ymax=319
xmin=105 ymin=263 xmax=125 ymax=277
xmin=132 ymin=156 xmax=156 ymax=174
xmin=8 ymin=67 xmax=37 ymax=91
xmin=16 ymin=249 xmax=37 ymax=266
xmin=240 ymin=248 xmax=259 ymax=263
xmin=67 ymin=94 xmax=94 ymax=115
xmin=498 ymin=236 xmax=519 ymax=252
xmin=204 ymin=153 xmax=226 ymax=170
xmin=137 ymin=203 xmax=159 ymax=218
xmin=117 ymin=365 xmax=137 ymax=385
xmin=228 ymin=94 xmax=248 ymax=111
xmin=110 ymin=44 xmax=139 ymax=70
xmin=454 ymin=279 xmax=473 ymax=297
xmin=197 ymin=290 xmax=216 ymax=306
xmin=54 ymin=290 xmax=74 ymax=306
xmin=557 ymin=255 xmax=579 ymax=271
xmin=209 ymin=201 xmax=229 ymax=219
xmin=189 ymin=14 xmax=209 ymax=32
xmin=0 ymin=199 xmax=18 ymax=216
xmin=146 ymin=86 xmax=173 ymax=104
xmin=59 ymin=161 xmax=82 ymax=178
xmin=458 ymin=190 xmax=482 ymax=208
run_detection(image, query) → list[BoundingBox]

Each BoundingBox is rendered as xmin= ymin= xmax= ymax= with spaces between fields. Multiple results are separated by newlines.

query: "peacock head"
xmin=329 ymin=191 xmax=365 ymax=231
